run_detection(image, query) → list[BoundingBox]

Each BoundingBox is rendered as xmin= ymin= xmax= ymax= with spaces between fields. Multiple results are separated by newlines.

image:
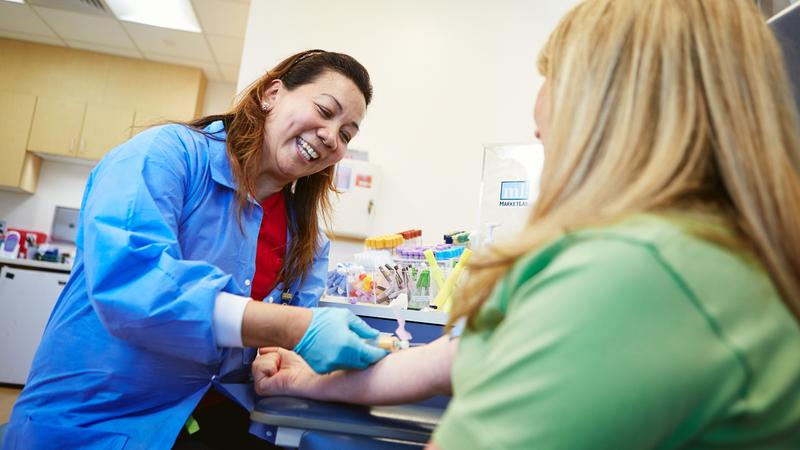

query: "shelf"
xmin=0 ymin=257 xmax=71 ymax=273
xmin=321 ymin=296 xmax=447 ymax=325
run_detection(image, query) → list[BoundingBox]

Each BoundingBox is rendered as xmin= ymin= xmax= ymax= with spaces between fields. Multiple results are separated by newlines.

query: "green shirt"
xmin=434 ymin=214 xmax=800 ymax=449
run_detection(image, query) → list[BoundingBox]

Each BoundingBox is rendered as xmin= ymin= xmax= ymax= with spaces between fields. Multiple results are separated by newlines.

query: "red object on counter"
xmin=8 ymin=228 xmax=48 ymax=259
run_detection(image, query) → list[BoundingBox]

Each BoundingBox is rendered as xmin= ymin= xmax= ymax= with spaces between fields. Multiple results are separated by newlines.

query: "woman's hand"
xmin=252 ymin=336 xmax=457 ymax=405
xmin=293 ymin=307 xmax=388 ymax=373
xmin=252 ymin=347 xmax=321 ymax=397
xmin=241 ymin=304 xmax=387 ymax=374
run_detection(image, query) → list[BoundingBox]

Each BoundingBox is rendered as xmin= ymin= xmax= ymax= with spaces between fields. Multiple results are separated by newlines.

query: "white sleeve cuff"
xmin=213 ymin=292 xmax=250 ymax=348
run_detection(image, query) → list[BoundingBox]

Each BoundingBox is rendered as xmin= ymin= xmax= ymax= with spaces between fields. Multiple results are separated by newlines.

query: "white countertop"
xmin=0 ymin=257 xmax=72 ymax=273
xmin=321 ymin=296 xmax=448 ymax=325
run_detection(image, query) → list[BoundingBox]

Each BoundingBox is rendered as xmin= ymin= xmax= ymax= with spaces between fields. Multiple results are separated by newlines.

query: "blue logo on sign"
xmin=500 ymin=181 xmax=530 ymax=201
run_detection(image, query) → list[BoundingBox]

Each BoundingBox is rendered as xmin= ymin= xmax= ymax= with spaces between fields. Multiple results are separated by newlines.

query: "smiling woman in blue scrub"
xmin=3 ymin=50 xmax=387 ymax=449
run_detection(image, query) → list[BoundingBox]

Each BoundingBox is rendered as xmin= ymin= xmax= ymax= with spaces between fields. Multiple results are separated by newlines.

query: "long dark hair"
xmin=185 ymin=49 xmax=373 ymax=290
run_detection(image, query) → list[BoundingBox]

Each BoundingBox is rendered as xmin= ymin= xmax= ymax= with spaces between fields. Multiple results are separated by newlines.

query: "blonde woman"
xmin=251 ymin=0 xmax=800 ymax=448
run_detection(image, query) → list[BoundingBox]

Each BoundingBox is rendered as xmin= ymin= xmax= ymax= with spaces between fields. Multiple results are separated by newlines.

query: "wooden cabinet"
xmin=132 ymin=110 xmax=170 ymax=136
xmin=0 ymin=91 xmax=41 ymax=193
xmin=27 ymin=97 xmax=86 ymax=157
xmin=80 ymin=104 xmax=134 ymax=160
xmin=27 ymin=97 xmax=134 ymax=161
xmin=0 ymin=38 xmax=206 ymax=193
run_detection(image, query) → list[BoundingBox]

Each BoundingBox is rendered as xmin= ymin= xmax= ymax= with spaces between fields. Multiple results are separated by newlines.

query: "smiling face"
xmin=261 ymin=70 xmax=367 ymax=185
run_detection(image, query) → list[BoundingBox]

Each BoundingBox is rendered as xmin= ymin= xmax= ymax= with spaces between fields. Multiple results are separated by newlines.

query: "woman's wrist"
xmin=241 ymin=301 xmax=312 ymax=348
xmin=306 ymin=371 xmax=346 ymax=401
xmin=284 ymin=305 xmax=313 ymax=348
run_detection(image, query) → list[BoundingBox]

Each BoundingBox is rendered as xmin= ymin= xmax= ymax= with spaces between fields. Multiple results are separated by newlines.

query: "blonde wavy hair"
xmin=449 ymin=0 xmax=800 ymax=328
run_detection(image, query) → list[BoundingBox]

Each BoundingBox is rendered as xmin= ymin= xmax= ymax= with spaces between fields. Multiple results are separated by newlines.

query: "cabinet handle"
xmin=58 ymin=280 xmax=66 ymax=286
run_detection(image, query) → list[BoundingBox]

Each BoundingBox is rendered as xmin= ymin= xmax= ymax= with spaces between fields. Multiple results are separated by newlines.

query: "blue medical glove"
xmin=294 ymin=307 xmax=388 ymax=373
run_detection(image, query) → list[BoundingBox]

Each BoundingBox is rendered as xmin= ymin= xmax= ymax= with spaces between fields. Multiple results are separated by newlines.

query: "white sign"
xmin=478 ymin=144 xmax=545 ymax=244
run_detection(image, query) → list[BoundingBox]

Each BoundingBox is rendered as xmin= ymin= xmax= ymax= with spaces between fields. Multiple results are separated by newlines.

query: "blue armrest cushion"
xmin=250 ymin=396 xmax=442 ymax=443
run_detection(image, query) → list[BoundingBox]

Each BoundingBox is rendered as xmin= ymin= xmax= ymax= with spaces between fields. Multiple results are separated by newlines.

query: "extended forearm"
xmin=310 ymin=335 xmax=457 ymax=405
xmin=241 ymin=301 xmax=312 ymax=348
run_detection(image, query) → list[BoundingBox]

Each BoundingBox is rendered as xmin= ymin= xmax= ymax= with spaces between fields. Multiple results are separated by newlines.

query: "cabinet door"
xmin=78 ymin=104 xmax=134 ymax=161
xmin=132 ymin=110 xmax=169 ymax=136
xmin=27 ymin=96 xmax=86 ymax=156
xmin=0 ymin=266 xmax=68 ymax=384
xmin=328 ymin=159 xmax=379 ymax=239
xmin=0 ymin=92 xmax=39 ymax=193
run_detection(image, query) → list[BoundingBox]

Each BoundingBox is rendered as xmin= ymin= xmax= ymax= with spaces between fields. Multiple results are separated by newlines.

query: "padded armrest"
xmin=250 ymin=396 xmax=443 ymax=443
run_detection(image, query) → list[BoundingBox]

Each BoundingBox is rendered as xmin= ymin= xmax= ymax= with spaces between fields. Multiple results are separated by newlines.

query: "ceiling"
xmin=0 ymin=0 xmax=249 ymax=83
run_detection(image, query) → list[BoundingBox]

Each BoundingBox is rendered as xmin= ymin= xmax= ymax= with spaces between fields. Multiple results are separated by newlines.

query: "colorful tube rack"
xmin=397 ymin=229 xmax=422 ymax=240
xmin=397 ymin=244 xmax=464 ymax=261
xmin=365 ymin=234 xmax=405 ymax=250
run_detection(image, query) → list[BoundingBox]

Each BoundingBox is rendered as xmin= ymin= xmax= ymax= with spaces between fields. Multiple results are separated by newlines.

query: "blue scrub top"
xmin=4 ymin=121 xmax=330 ymax=450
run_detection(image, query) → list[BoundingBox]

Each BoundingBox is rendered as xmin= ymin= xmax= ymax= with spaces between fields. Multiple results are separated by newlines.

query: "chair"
xmin=250 ymin=396 xmax=444 ymax=449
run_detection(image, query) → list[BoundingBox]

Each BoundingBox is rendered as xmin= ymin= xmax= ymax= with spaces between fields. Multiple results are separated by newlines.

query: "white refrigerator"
xmin=0 ymin=265 xmax=68 ymax=384
xmin=329 ymin=159 xmax=380 ymax=239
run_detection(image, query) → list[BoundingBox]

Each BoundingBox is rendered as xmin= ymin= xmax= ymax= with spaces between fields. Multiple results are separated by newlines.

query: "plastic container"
xmin=346 ymin=264 xmax=377 ymax=304
xmin=407 ymin=266 xmax=432 ymax=310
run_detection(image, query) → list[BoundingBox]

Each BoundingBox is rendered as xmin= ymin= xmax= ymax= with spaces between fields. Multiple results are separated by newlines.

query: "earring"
xmin=261 ymin=100 xmax=271 ymax=112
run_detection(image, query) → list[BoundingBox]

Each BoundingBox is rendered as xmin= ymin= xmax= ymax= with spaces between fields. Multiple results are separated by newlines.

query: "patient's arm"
xmin=253 ymin=335 xmax=457 ymax=405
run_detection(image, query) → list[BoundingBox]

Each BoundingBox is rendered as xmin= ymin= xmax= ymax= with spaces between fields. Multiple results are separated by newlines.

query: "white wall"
xmin=0 ymin=161 xmax=90 ymax=235
xmin=327 ymin=239 xmax=363 ymax=273
xmin=0 ymin=80 xmax=239 ymax=235
xmin=202 ymin=80 xmax=237 ymax=116
xmin=239 ymin=0 xmax=580 ymax=252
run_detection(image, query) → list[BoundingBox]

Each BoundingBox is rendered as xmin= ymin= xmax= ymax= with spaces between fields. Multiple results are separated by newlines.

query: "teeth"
xmin=297 ymin=137 xmax=319 ymax=161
